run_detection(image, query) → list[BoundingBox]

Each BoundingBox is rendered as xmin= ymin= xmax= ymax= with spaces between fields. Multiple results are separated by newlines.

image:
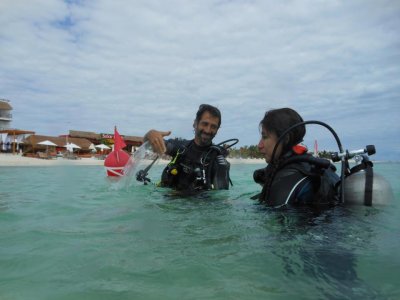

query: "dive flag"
xmin=113 ymin=126 xmax=126 ymax=151
xmin=314 ymin=139 xmax=318 ymax=157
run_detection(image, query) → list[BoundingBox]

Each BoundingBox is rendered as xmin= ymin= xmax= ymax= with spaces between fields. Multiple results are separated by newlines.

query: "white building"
xmin=0 ymin=99 xmax=12 ymax=130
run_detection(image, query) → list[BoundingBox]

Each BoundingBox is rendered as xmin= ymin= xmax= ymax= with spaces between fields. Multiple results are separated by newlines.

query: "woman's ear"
xmin=284 ymin=134 xmax=290 ymax=145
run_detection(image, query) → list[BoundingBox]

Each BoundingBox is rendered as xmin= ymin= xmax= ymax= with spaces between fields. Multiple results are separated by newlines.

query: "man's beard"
xmin=195 ymin=129 xmax=215 ymax=146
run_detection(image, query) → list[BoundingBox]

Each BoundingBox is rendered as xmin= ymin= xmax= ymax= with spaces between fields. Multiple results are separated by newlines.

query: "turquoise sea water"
xmin=1 ymin=162 xmax=399 ymax=300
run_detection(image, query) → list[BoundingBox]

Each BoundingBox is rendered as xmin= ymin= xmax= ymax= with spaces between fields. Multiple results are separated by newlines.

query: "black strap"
xmin=280 ymin=155 xmax=331 ymax=170
xmin=364 ymin=164 xmax=373 ymax=206
xmin=348 ymin=160 xmax=374 ymax=206
xmin=349 ymin=161 xmax=372 ymax=175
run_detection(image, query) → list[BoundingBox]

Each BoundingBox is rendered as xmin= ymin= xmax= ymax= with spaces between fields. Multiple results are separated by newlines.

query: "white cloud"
xmin=1 ymin=0 xmax=399 ymax=160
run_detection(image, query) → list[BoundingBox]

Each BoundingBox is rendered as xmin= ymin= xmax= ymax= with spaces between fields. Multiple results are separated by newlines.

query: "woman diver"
xmin=254 ymin=108 xmax=340 ymax=208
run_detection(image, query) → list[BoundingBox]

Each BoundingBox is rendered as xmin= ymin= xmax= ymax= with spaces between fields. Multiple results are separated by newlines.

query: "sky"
xmin=1 ymin=0 xmax=399 ymax=160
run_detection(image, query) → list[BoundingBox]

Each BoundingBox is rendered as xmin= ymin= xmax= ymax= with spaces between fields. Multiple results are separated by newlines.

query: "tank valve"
xmin=331 ymin=145 xmax=376 ymax=162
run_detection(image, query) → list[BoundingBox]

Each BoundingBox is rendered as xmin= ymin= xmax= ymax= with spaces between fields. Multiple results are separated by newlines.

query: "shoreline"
xmin=0 ymin=154 xmax=266 ymax=167
xmin=0 ymin=154 xmax=104 ymax=167
xmin=1 ymin=154 xmax=392 ymax=167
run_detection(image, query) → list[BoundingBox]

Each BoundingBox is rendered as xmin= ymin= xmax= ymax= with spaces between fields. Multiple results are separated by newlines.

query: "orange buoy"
xmin=104 ymin=149 xmax=131 ymax=177
xmin=104 ymin=126 xmax=131 ymax=177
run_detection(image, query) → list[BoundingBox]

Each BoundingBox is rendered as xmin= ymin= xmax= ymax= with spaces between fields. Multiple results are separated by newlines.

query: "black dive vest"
xmin=254 ymin=154 xmax=339 ymax=208
xmin=160 ymin=139 xmax=230 ymax=191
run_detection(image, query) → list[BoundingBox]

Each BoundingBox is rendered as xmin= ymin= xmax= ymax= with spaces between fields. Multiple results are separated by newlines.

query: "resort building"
xmin=69 ymin=130 xmax=143 ymax=152
xmin=20 ymin=130 xmax=144 ymax=159
xmin=0 ymin=99 xmax=37 ymax=154
xmin=22 ymin=134 xmax=93 ymax=158
xmin=0 ymin=99 xmax=12 ymax=130
xmin=0 ymin=99 xmax=144 ymax=156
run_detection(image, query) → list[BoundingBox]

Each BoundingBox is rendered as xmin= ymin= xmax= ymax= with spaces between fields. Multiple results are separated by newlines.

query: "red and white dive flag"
xmin=104 ymin=126 xmax=131 ymax=177
xmin=314 ymin=140 xmax=318 ymax=157
xmin=113 ymin=126 xmax=126 ymax=152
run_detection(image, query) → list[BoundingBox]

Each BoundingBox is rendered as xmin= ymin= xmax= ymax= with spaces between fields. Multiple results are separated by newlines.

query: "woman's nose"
xmin=258 ymin=139 xmax=264 ymax=150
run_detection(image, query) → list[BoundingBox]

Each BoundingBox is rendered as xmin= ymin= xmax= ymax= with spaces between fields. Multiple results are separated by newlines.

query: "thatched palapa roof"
xmin=0 ymin=129 xmax=35 ymax=135
xmin=124 ymin=135 xmax=144 ymax=143
xmin=69 ymin=130 xmax=101 ymax=140
xmin=69 ymin=130 xmax=143 ymax=144
xmin=0 ymin=100 xmax=12 ymax=110
xmin=24 ymin=135 xmax=93 ymax=150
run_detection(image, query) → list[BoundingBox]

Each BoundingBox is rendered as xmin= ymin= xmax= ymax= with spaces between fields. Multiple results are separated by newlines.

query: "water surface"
xmin=0 ymin=162 xmax=399 ymax=299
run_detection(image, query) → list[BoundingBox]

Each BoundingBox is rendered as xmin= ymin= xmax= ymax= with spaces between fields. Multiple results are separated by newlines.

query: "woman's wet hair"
xmin=260 ymin=107 xmax=305 ymax=154
xmin=196 ymin=104 xmax=221 ymax=127
xmin=259 ymin=107 xmax=306 ymax=204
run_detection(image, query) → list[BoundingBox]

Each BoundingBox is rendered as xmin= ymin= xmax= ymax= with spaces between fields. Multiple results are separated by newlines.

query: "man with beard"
xmin=144 ymin=104 xmax=231 ymax=191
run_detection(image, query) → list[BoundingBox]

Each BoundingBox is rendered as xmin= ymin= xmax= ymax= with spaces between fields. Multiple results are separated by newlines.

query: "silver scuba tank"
xmin=342 ymin=153 xmax=394 ymax=206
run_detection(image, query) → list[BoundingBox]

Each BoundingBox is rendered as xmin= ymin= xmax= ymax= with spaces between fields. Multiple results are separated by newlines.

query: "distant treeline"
xmin=227 ymin=145 xmax=264 ymax=159
xmin=316 ymin=150 xmax=334 ymax=159
xmin=227 ymin=145 xmax=334 ymax=160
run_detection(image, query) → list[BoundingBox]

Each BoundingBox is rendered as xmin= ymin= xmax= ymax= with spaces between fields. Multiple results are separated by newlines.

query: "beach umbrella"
xmin=89 ymin=143 xmax=97 ymax=153
xmin=38 ymin=140 xmax=57 ymax=153
xmin=95 ymin=144 xmax=110 ymax=150
xmin=95 ymin=144 xmax=111 ymax=153
xmin=69 ymin=143 xmax=81 ymax=149
xmin=64 ymin=143 xmax=81 ymax=153
xmin=38 ymin=140 xmax=57 ymax=147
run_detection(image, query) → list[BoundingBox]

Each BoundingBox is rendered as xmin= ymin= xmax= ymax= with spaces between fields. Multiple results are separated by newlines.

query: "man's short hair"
xmin=195 ymin=104 xmax=221 ymax=127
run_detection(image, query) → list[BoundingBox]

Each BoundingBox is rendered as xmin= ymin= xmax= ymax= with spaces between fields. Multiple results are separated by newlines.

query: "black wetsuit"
xmin=254 ymin=153 xmax=339 ymax=208
xmin=160 ymin=139 xmax=230 ymax=191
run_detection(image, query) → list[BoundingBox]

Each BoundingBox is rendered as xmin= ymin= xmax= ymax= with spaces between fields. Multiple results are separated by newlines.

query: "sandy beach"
xmin=0 ymin=153 xmax=104 ymax=166
xmin=0 ymin=153 xmax=265 ymax=167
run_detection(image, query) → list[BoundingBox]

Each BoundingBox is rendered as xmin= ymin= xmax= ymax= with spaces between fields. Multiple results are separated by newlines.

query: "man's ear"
xmin=193 ymin=120 xmax=196 ymax=129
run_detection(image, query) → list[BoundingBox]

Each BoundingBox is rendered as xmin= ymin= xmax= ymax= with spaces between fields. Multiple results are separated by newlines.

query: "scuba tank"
xmin=331 ymin=146 xmax=394 ymax=206
xmin=263 ymin=121 xmax=394 ymax=207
